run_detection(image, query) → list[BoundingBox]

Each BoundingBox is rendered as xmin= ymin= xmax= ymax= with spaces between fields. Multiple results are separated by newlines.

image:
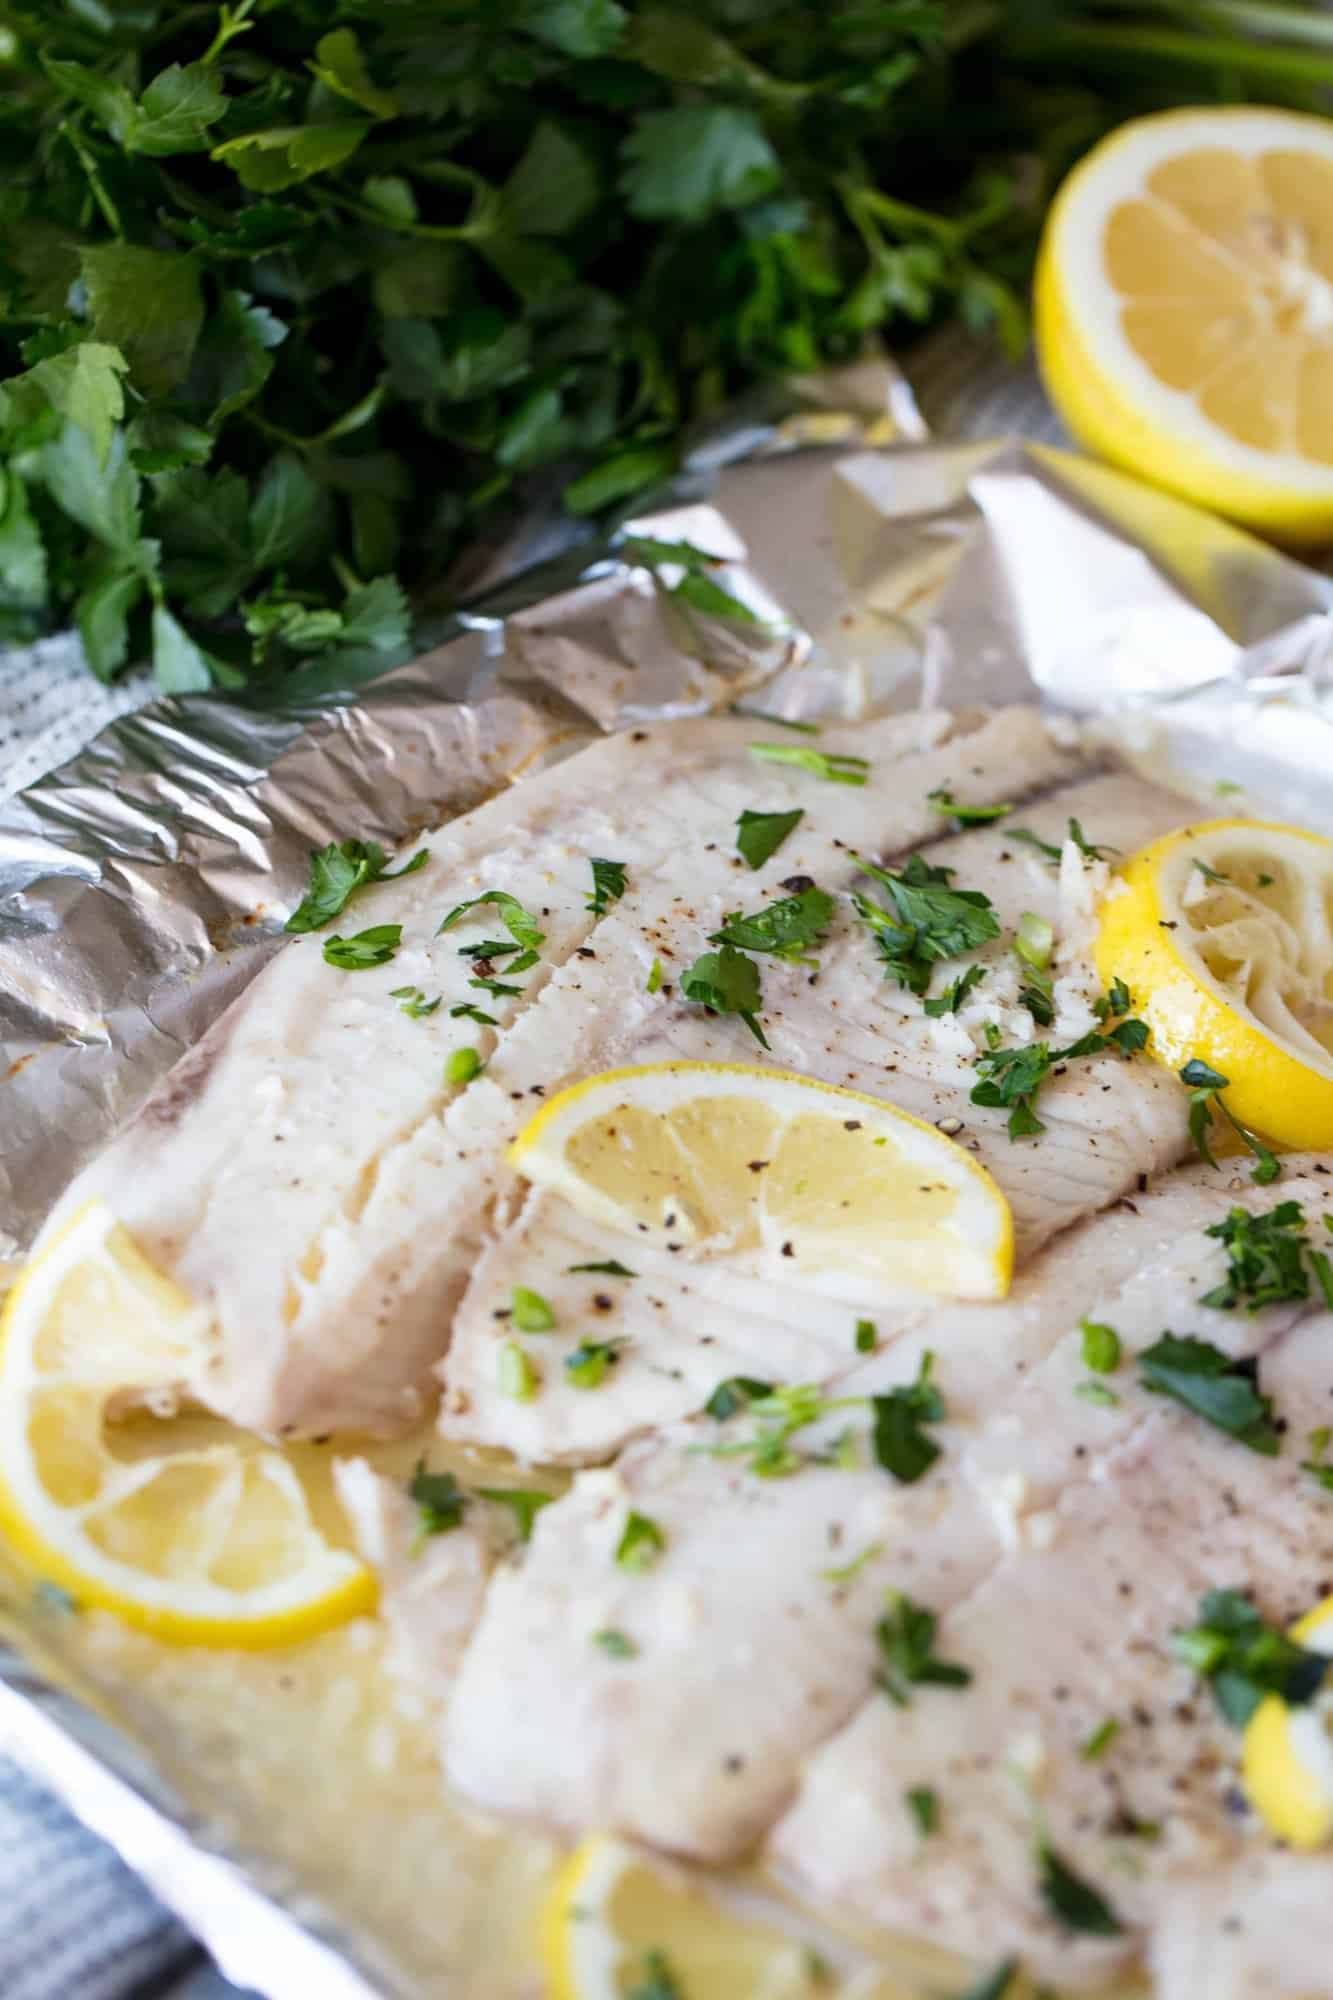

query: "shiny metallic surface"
xmin=4 ymin=353 xmax=1333 ymax=1995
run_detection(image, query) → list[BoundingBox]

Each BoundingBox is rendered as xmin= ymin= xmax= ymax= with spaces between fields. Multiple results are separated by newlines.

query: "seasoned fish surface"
xmin=41 ymin=707 xmax=1073 ymax=1438
xmin=441 ymin=1167 xmax=1330 ymax=1864
xmin=439 ymin=768 xmax=1196 ymax=1464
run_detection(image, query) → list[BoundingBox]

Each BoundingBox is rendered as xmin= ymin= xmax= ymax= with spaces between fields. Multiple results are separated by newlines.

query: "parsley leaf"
xmin=680 ymin=942 xmax=769 ymax=1047
xmin=1082 ymin=1718 xmax=1120 ymax=1760
xmin=587 ymin=857 xmax=627 ymax=916
xmin=438 ymin=890 xmax=544 ymax=956
xmin=852 ymin=852 xmax=999 ymax=997
xmin=389 ymin=985 xmax=441 ymax=1018
xmin=875 ymin=1591 xmax=972 ymax=1705
xmin=322 ymin=923 xmax=401 ymax=970
xmin=449 ymin=1003 xmax=498 ymax=1027
xmin=972 ymin=999 xmax=1148 ymax=1141
xmin=616 ymin=1510 xmax=666 ymax=1571
xmin=927 ymin=789 xmax=1012 ymax=826
xmin=748 ymin=742 xmax=869 ymax=786
xmin=568 ymin=1259 xmax=637 ymax=1277
xmin=1037 ymin=1843 xmax=1124 ymax=1936
xmin=855 ymin=1318 xmax=877 ymax=1354
xmin=1201 ymin=1202 xmax=1312 ymax=1311
xmin=1138 ymin=1335 xmax=1280 ymax=1454
xmin=476 ymin=1488 xmax=552 ymax=1541
xmin=1180 ymin=1060 xmax=1280 ymax=1186
xmin=511 ymin=1286 xmax=555 ymax=1333
xmin=1173 ymin=1589 xmax=1327 ymax=1726
xmin=622 ymin=1946 xmax=684 ymax=2000
xmin=708 ymin=885 xmax=834 ymax=963
xmin=736 ymin=807 xmax=804 ymax=871
xmin=704 ymin=1376 xmax=774 ymax=1421
xmin=287 ymin=841 xmax=426 ymax=933
xmin=1079 ymin=1316 xmax=1121 ymax=1374
xmin=592 ymin=1627 xmax=637 ymax=1659
xmin=923 ymin=964 xmax=987 ymax=1017
xmin=906 ymin=1785 xmax=939 ymax=1834
xmin=565 ymin=1339 xmax=623 ymax=1388
xmin=870 ymin=1351 xmax=946 ymax=1484
xmin=408 ymin=1462 xmax=465 ymax=1540
xmin=1008 ymin=827 xmax=1062 ymax=865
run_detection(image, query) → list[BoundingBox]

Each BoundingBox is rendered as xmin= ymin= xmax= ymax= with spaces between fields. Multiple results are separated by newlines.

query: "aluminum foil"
xmin=5 ymin=349 xmax=1333 ymax=1998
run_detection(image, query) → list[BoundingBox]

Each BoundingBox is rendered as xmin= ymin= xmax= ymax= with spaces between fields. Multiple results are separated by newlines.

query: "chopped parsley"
xmin=587 ymin=857 xmax=628 ymax=916
xmin=870 ymin=1351 xmax=946 ymax=1485
xmin=1138 ymin=1334 xmax=1279 ymax=1454
xmin=389 ymin=985 xmax=441 ymax=1018
xmin=1009 ymin=818 xmax=1117 ymax=867
xmin=1200 ymin=1201 xmax=1322 ymax=1312
xmin=1081 ymin=1717 xmax=1120 ymax=1761
xmin=646 ymin=957 xmax=664 ymax=994
xmin=468 ymin=973 xmax=525 ymax=1000
xmin=708 ymin=885 xmax=834 ymax=963
xmin=449 ymin=1001 xmax=498 ymax=1026
xmin=1014 ymin=908 xmax=1055 ymax=1024
xmin=1173 ymin=1588 xmax=1327 ymax=1727
xmin=623 ymin=1948 xmax=684 ymax=2000
xmin=1008 ymin=826 xmax=1062 ymax=865
xmin=821 ymin=1540 xmax=885 ymax=1584
xmin=437 ymin=889 xmax=544 ymax=956
xmin=1093 ymin=976 xmax=1133 ymax=1021
xmin=497 ymin=1340 xmax=537 ymax=1402
xmin=476 ymin=1488 xmax=552 ymax=1541
xmin=1180 ymin=1060 xmax=1280 ymax=1185
xmin=876 ymin=1592 xmax=971 ymax=1705
xmin=971 ymin=1008 xmax=1148 ymax=1141
xmin=928 ymin=789 xmax=1013 ymax=826
xmin=748 ymin=741 xmax=869 ymax=785
xmin=1079 ymin=1316 xmax=1121 ymax=1374
xmin=1074 ymin=1381 xmax=1119 ymax=1407
xmin=1037 ymin=1843 xmax=1124 ymax=1936
xmin=704 ymin=1376 xmax=774 ymax=1421
xmin=1067 ymin=817 xmax=1117 ymax=862
xmin=286 ymin=840 xmax=426 ymax=934
xmin=445 ymin=1046 xmax=483 ymax=1085
xmin=1194 ymin=858 xmax=1230 ymax=885
xmin=565 ymin=1339 xmax=623 ymax=1389
xmin=511 ymin=1286 xmax=555 ymax=1333
xmin=954 ymin=1962 xmax=1019 ymax=2000
xmin=592 ymin=1627 xmax=637 ymax=1659
xmin=852 ymin=851 xmax=1000 ymax=999
xmin=906 ymin=1785 xmax=939 ymax=1835
xmin=736 ymin=806 xmax=804 ymax=871
xmin=680 ymin=941 xmax=769 ymax=1047
xmin=568 ymin=1259 xmax=637 ymax=1278
xmin=408 ymin=1462 xmax=465 ymax=1543
xmin=855 ymin=1318 xmax=877 ymax=1354
xmin=616 ymin=1510 xmax=667 ymax=1571
xmin=322 ymin=923 xmax=402 ymax=970
xmin=622 ymin=535 xmax=763 ymax=626
xmin=923 ymin=964 xmax=988 ymax=1018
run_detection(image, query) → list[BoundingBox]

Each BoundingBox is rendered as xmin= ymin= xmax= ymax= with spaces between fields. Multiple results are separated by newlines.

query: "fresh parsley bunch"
xmin=1 ymin=0 xmax=1327 ymax=694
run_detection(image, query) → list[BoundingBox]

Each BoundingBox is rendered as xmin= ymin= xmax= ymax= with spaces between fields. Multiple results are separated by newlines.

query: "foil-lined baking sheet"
xmin=4 ymin=348 xmax=1333 ymax=1998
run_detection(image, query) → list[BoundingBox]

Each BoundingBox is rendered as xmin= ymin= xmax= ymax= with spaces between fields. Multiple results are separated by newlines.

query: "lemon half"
xmin=1095 ymin=820 xmax=1333 ymax=1150
xmin=0 ymin=1203 xmax=374 ymax=1648
xmin=1243 ymin=1596 xmax=1333 ymax=1849
xmin=509 ymin=1063 xmax=1013 ymax=1303
xmin=1037 ymin=107 xmax=1333 ymax=543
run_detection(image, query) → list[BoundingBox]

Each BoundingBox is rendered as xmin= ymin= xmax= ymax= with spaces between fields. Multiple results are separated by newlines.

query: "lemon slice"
xmin=541 ymin=1836 xmax=924 ymax=2000
xmin=1036 ymin=106 xmax=1333 ymax=543
xmin=509 ymin=1062 xmax=1012 ymax=1304
xmin=1094 ymin=820 xmax=1333 ymax=1149
xmin=0 ymin=1203 xmax=374 ymax=1648
xmin=1243 ymin=1595 xmax=1333 ymax=1849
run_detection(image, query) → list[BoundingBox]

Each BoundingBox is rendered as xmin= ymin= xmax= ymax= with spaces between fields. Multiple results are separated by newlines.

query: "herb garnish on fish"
xmin=566 ymin=1340 xmax=623 ymax=1389
xmin=286 ymin=841 xmax=426 ymax=934
xmin=408 ymin=1463 xmax=465 ymax=1543
xmin=923 ymin=964 xmax=987 ymax=1017
xmin=1201 ymin=1202 xmax=1333 ymax=1312
xmin=476 ymin=1489 xmax=552 ymax=1541
xmin=389 ymin=985 xmax=441 ymax=1017
xmin=852 ymin=852 xmax=1000 ymax=999
xmin=1138 ymin=1335 xmax=1280 ymax=1454
xmin=437 ymin=889 xmax=544 ymax=956
xmin=875 ymin=1591 xmax=972 ymax=1705
xmin=322 ymin=923 xmax=401 ymax=970
xmin=906 ymin=1785 xmax=939 ymax=1834
xmin=1180 ymin=1060 xmax=1280 ymax=1186
xmin=617 ymin=1511 xmax=666 ymax=1571
xmin=511 ymin=1287 xmax=555 ymax=1333
xmin=736 ymin=807 xmax=804 ymax=870
xmin=708 ymin=885 xmax=834 ymax=964
xmin=1037 ymin=1842 xmax=1124 ymax=1935
xmin=928 ymin=789 xmax=1012 ymax=827
xmin=748 ymin=742 xmax=869 ymax=786
xmin=680 ymin=941 xmax=769 ymax=1047
xmin=971 ymin=1003 xmax=1149 ymax=1141
xmin=871 ymin=1351 xmax=946 ymax=1485
xmin=586 ymin=858 xmax=627 ymax=916
xmin=1173 ymin=1589 xmax=1328 ymax=1726
xmin=445 ymin=1047 xmax=482 ymax=1085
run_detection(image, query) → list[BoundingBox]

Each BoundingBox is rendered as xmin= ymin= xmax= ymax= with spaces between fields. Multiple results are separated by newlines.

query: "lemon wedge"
xmin=509 ymin=1062 xmax=1012 ymax=1303
xmin=1243 ymin=1596 xmax=1333 ymax=1849
xmin=1094 ymin=820 xmax=1333 ymax=1150
xmin=0 ymin=1203 xmax=374 ymax=1648
xmin=1036 ymin=106 xmax=1333 ymax=543
xmin=541 ymin=1836 xmax=930 ymax=2000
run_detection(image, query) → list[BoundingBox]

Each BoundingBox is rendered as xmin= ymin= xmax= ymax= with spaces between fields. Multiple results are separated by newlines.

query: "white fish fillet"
xmin=39 ymin=707 xmax=1073 ymax=1438
xmin=441 ymin=1166 xmax=1332 ymax=1863
xmin=438 ymin=768 xmax=1196 ymax=1464
xmin=772 ymin=1289 xmax=1333 ymax=1985
xmin=1149 ymin=1856 xmax=1333 ymax=2000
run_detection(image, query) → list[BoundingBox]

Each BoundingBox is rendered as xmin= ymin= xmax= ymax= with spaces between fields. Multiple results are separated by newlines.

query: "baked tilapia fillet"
xmin=43 ymin=701 xmax=1194 ymax=1443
